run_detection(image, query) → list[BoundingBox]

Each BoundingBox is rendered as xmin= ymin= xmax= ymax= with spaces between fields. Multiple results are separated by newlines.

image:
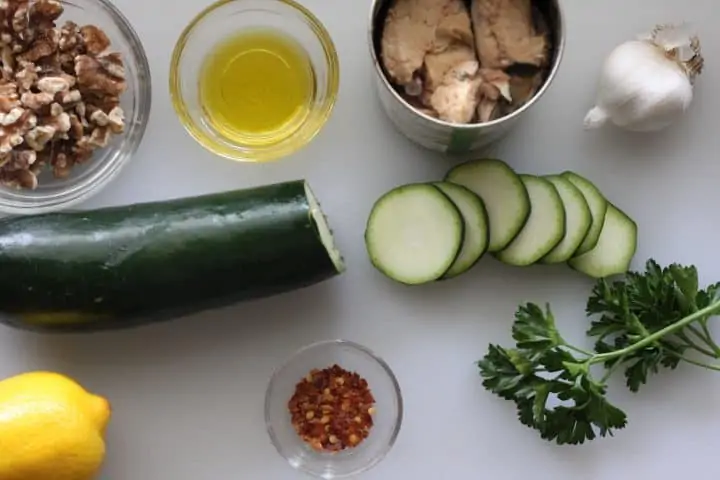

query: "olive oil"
xmin=199 ymin=29 xmax=315 ymax=146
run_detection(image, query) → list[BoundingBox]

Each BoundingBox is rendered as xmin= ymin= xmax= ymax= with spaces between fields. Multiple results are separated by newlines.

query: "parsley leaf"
xmin=478 ymin=304 xmax=627 ymax=445
xmin=587 ymin=260 xmax=720 ymax=392
xmin=478 ymin=260 xmax=720 ymax=445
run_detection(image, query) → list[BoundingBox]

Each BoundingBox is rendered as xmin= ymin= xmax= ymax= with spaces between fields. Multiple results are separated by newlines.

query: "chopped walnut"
xmin=0 ymin=81 xmax=20 ymax=111
xmin=49 ymin=102 xmax=61 ymax=116
xmin=20 ymin=91 xmax=53 ymax=109
xmin=1 ymin=44 xmax=14 ymax=77
xmin=24 ymin=125 xmax=55 ymax=151
xmin=75 ymin=54 xmax=126 ymax=97
xmin=67 ymin=112 xmax=82 ymax=138
xmin=0 ymin=130 xmax=23 ymax=153
xmin=14 ymin=61 xmax=38 ymax=90
xmin=0 ymin=107 xmax=36 ymax=153
xmin=88 ymin=126 xmax=110 ymax=148
xmin=60 ymin=88 xmax=81 ymax=105
xmin=89 ymin=108 xmax=107 ymax=126
xmin=80 ymin=25 xmax=109 ymax=55
xmin=11 ymin=3 xmax=32 ymax=37
xmin=0 ymin=0 xmax=127 ymax=189
xmin=5 ymin=149 xmax=38 ymax=170
xmin=83 ymin=92 xmax=119 ymax=113
xmin=69 ymin=136 xmax=93 ymax=165
xmin=98 ymin=52 xmax=124 ymax=79
xmin=51 ymin=151 xmax=71 ymax=178
xmin=30 ymin=0 xmax=63 ymax=23
xmin=41 ymin=102 xmax=70 ymax=133
xmin=17 ymin=33 xmax=56 ymax=63
xmin=0 ymin=107 xmax=24 ymax=127
xmin=106 ymin=106 xmax=124 ymax=133
xmin=37 ymin=75 xmax=70 ymax=93
xmin=75 ymin=101 xmax=86 ymax=118
xmin=0 ymin=168 xmax=38 ymax=189
xmin=58 ymin=21 xmax=82 ymax=52
xmin=88 ymin=107 xmax=124 ymax=133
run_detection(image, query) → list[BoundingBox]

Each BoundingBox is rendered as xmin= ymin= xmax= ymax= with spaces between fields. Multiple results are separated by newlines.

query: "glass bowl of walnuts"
xmin=265 ymin=340 xmax=403 ymax=479
xmin=0 ymin=0 xmax=151 ymax=214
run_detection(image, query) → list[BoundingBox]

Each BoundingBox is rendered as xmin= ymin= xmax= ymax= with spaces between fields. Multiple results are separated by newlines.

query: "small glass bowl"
xmin=169 ymin=0 xmax=340 ymax=163
xmin=265 ymin=340 xmax=403 ymax=479
xmin=0 ymin=0 xmax=151 ymax=215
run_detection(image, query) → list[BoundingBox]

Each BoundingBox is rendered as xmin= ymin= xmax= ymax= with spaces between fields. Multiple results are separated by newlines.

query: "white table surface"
xmin=2 ymin=0 xmax=720 ymax=479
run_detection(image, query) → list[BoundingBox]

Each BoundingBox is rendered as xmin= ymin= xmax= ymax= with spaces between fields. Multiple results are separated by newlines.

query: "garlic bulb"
xmin=584 ymin=24 xmax=704 ymax=132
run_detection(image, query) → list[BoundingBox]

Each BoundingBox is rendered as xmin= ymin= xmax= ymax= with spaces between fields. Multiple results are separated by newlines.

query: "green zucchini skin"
xmin=0 ymin=180 xmax=344 ymax=333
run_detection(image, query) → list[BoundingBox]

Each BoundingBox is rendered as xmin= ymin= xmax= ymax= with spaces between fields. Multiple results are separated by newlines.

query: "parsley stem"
xmin=684 ymin=325 xmax=717 ymax=355
xmin=700 ymin=321 xmax=720 ymax=355
xmin=676 ymin=331 xmax=717 ymax=358
xmin=563 ymin=343 xmax=593 ymax=357
xmin=600 ymin=354 xmax=627 ymax=383
xmin=590 ymin=301 xmax=720 ymax=365
xmin=665 ymin=351 xmax=720 ymax=372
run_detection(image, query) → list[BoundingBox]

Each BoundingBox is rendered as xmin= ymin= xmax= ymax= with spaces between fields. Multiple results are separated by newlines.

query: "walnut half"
xmin=75 ymin=54 xmax=126 ymax=98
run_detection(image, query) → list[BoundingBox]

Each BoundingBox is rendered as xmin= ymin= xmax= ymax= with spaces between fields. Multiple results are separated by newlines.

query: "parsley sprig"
xmin=478 ymin=260 xmax=720 ymax=445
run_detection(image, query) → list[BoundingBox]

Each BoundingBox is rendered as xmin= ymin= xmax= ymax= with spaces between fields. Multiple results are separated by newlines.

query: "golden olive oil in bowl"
xmin=169 ymin=0 xmax=340 ymax=163
xmin=200 ymin=29 xmax=315 ymax=146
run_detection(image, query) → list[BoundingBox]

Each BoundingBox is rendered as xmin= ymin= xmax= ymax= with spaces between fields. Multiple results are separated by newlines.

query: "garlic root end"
xmin=584 ymin=107 xmax=609 ymax=130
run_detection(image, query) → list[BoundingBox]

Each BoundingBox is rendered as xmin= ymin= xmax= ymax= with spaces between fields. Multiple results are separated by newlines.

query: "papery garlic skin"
xmin=585 ymin=40 xmax=694 ymax=132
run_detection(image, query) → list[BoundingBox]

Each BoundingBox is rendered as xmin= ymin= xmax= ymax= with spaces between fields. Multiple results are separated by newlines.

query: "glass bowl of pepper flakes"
xmin=265 ymin=339 xmax=403 ymax=479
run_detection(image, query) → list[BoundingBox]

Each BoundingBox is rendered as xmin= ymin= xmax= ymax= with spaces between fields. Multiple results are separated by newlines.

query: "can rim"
xmin=366 ymin=0 xmax=567 ymax=129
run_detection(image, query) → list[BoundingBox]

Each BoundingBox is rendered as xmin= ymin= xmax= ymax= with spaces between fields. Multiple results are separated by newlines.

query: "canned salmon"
xmin=368 ymin=0 xmax=566 ymax=155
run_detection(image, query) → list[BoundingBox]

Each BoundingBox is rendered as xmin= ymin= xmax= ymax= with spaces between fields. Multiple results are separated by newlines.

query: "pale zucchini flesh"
xmin=433 ymin=182 xmax=489 ymax=279
xmin=562 ymin=171 xmax=608 ymax=256
xmin=306 ymin=183 xmax=347 ymax=273
xmin=540 ymin=175 xmax=593 ymax=264
xmin=495 ymin=175 xmax=566 ymax=267
xmin=445 ymin=159 xmax=530 ymax=252
xmin=568 ymin=203 xmax=638 ymax=279
xmin=365 ymin=184 xmax=464 ymax=285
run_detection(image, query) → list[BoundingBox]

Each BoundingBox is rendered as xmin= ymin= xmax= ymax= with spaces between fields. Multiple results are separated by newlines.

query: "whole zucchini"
xmin=0 ymin=180 xmax=345 ymax=332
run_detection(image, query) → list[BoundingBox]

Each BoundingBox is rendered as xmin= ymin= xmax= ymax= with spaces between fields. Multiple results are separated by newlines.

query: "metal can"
xmin=367 ymin=0 xmax=566 ymax=155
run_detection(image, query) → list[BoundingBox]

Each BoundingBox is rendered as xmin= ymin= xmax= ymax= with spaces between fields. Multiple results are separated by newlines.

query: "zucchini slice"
xmin=0 ymin=180 xmax=345 ymax=332
xmin=433 ymin=182 xmax=490 ymax=279
xmin=568 ymin=203 xmax=638 ymax=279
xmin=365 ymin=183 xmax=463 ymax=285
xmin=540 ymin=175 xmax=592 ymax=264
xmin=562 ymin=171 xmax=609 ymax=256
xmin=495 ymin=175 xmax=565 ymax=267
xmin=445 ymin=159 xmax=530 ymax=252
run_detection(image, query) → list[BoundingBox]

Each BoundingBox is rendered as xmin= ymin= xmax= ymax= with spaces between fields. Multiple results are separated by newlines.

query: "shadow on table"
xmin=2 ymin=277 xmax=345 ymax=375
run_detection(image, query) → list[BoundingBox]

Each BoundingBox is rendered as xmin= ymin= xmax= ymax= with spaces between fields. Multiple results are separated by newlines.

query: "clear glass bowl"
xmin=169 ymin=0 xmax=340 ymax=163
xmin=0 ymin=0 xmax=151 ymax=215
xmin=265 ymin=340 xmax=403 ymax=479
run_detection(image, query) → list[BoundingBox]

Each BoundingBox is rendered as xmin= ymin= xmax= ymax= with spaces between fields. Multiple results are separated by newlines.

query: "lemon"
xmin=0 ymin=371 xmax=111 ymax=480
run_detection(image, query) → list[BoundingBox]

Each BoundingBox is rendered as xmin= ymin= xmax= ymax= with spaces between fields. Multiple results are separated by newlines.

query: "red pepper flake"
xmin=288 ymin=364 xmax=376 ymax=452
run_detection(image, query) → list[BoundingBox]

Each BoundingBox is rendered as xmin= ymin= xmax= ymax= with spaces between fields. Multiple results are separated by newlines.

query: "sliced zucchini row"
xmin=364 ymin=160 xmax=638 ymax=284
